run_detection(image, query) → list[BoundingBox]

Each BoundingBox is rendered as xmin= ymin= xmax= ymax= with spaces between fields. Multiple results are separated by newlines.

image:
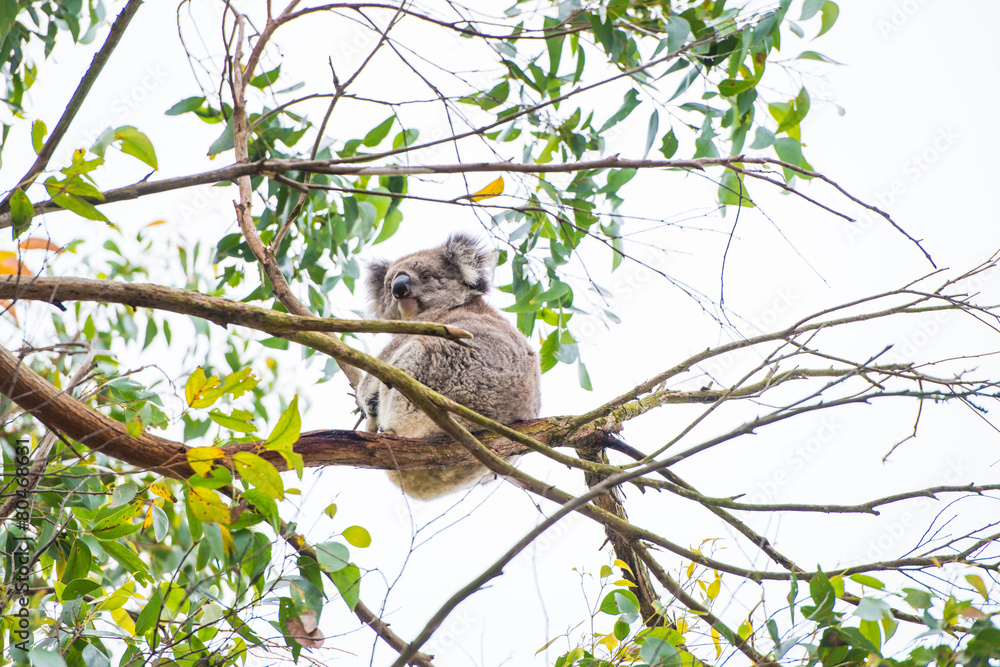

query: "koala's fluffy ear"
xmin=443 ymin=233 xmax=495 ymax=293
xmin=365 ymin=258 xmax=391 ymax=317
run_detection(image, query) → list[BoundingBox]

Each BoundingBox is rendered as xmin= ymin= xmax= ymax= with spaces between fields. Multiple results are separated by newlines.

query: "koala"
xmin=356 ymin=233 xmax=541 ymax=500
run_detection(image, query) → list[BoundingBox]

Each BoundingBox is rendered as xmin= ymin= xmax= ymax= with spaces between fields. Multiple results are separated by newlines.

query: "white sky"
xmin=3 ymin=1 xmax=1000 ymax=665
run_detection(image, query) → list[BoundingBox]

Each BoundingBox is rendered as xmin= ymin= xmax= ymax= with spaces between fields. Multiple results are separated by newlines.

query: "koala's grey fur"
xmin=357 ymin=233 xmax=541 ymax=500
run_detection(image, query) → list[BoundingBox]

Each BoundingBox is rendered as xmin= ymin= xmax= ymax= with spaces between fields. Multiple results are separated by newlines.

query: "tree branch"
xmin=1 ymin=0 xmax=144 ymax=211
xmin=0 ymin=275 xmax=473 ymax=340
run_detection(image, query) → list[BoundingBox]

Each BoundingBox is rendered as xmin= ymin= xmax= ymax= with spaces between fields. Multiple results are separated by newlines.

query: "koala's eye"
xmin=421 ymin=273 xmax=434 ymax=282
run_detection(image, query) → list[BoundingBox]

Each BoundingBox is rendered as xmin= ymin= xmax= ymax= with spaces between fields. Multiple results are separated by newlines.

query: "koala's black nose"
xmin=391 ymin=274 xmax=412 ymax=299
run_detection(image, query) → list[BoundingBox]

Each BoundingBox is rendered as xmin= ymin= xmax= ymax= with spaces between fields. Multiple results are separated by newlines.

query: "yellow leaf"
xmin=711 ymin=626 xmax=721 ymax=658
xmin=686 ymin=561 xmax=696 ymax=578
xmin=96 ymin=582 xmax=134 ymax=612
xmin=149 ymin=481 xmax=176 ymax=503
xmin=966 ymin=574 xmax=989 ymax=602
xmin=232 ymin=451 xmax=284 ymax=499
xmin=597 ymin=632 xmax=617 ymax=652
xmin=614 ymin=558 xmax=633 ymax=575
xmin=145 ymin=219 xmax=167 ymax=227
xmin=185 ymin=367 xmax=225 ymax=408
xmin=188 ymin=487 xmax=230 ymax=525
xmin=342 ymin=525 xmax=371 ymax=548
xmin=707 ymin=576 xmax=721 ymax=600
xmin=470 ymin=176 xmax=504 ymax=202
xmin=111 ymin=606 xmax=136 ymax=635
xmin=676 ymin=618 xmax=688 ymax=634
xmin=930 ymin=557 xmax=941 ymax=567
xmin=187 ymin=446 xmax=226 ymax=477
xmin=613 ymin=579 xmax=636 ymax=588
xmin=0 ymin=253 xmax=29 ymax=275
xmin=143 ymin=505 xmax=154 ymax=529
xmin=219 ymin=524 xmax=235 ymax=555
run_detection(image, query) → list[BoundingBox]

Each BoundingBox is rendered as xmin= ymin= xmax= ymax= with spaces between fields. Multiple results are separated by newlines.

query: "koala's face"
xmin=366 ymin=233 xmax=495 ymax=320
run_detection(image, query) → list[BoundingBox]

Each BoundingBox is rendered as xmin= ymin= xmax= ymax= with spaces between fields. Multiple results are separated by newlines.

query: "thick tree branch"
xmin=1 ymin=339 xmax=992 ymax=590
xmin=0 ymin=343 xmax=192 ymax=478
xmin=0 ymin=275 xmax=472 ymax=340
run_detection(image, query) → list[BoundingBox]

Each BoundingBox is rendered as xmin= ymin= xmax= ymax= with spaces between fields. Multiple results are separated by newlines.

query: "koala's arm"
xmin=356 ymin=372 xmax=381 ymax=432
xmin=379 ymin=324 xmax=540 ymax=433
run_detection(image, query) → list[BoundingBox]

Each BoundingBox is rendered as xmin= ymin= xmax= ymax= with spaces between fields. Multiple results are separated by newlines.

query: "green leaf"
xmin=165 ymin=96 xmax=205 ymax=115
xmin=600 ymin=89 xmax=641 ymax=133
xmin=902 ymin=588 xmax=933 ymax=610
xmin=849 ymin=574 xmax=885 ymax=590
xmin=266 ymin=396 xmax=303 ymax=476
xmin=28 ymin=648 xmax=67 ymax=667
xmin=102 ymin=540 xmax=152 ymax=584
xmin=719 ymin=169 xmax=753 ymax=207
xmin=208 ymin=116 xmax=234 ymax=155
xmin=817 ymin=1 xmax=839 ymax=37
xmin=316 ymin=541 xmax=350 ymax=573
xmin=659 ymin=129 xmax=678 ymax=159
xmin=773 ymin=87 xmax=810 ymax=134
xmin=342 ymin=525 xmax=371 ymax=548
xmin=363 ymin=116 xmax=395 ymax=147
xmin=113 ymin=126 xmax=158 ymax=169
xmin=773 ymin=137 xmax=803 ymax=180
xmin=9 ymin=188 xmax=33 ymax=236
xmin=209 ymin=408 xmax=257 ymax=433
xmin=249 ymin=65 xmax=280 ymax=89
xmin=855 ymin=596 xmax=892 ymax=621
xmin=0 ymin=0 xmax=17 ymax=45
xmin=664 ymin=15 xmax=691 ymax=54
xmin=232 ymin=451 xmax=284 ymax=498
xmin=31 ymin=119 xmax=46 ymax=153
xmin=800 ymin=0 xmax=824 ymax=20
xmin=92 ymin=520 xmax=141 ymax=541
xmin=61 ymin=578 xmax=101 ymax=601
xmin=373 ymin=207 xmax=402 ymax=245
xmin=599 ymin=589 xmax=640 ymax=621
xmin=392 ymin=128 xmax=418 ymax=150
xmin=52 ymin=193 xmax=110 ymax=223
xmin=640 ymin=637 xmax=677 ymax=666
xmin=749 ymin=127 xmax=775 ymax=150
xmin=577 ymin=361 xmax=592 ymax=391
xmin=643 ymin=110 xmax=658 ymax=159
xmin=719 ymin=78 xmax=756 ymax=97
xmin=135 ymin=589 xmax=164 ymax=635
xmin=267 ymin=396 xmax=301 ymax=450
xmin=797 ymin=50 xmax=843 ymax=65
xmin=330 ymin=564 xmax=361 ymax=610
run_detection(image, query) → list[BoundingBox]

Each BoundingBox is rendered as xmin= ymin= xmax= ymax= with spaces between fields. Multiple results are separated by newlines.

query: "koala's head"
xmin=366 ymin=233 xmax=496 ymax=320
